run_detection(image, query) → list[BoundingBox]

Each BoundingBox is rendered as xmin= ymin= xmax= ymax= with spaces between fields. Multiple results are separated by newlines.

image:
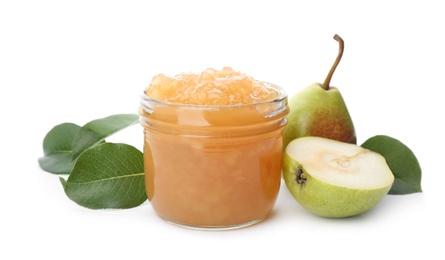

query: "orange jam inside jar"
xmin=139 ymin=67 xmax=289 ymax=230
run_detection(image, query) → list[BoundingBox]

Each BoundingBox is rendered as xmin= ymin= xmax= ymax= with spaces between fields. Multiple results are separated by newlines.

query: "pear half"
xmin=283 ymin=136 xmax=394 ymax=218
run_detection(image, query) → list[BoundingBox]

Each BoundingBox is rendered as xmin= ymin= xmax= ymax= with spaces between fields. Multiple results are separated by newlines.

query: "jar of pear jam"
xmin=139 ymin=67 xmax=288 ymax=230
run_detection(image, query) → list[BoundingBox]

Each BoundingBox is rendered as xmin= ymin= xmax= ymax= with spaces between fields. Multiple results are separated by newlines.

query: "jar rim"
xmin=140 ymin=81 xmax=287 ymax=109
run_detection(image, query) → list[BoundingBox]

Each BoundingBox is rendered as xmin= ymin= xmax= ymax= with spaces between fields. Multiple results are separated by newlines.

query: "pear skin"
xmin=283 ymin=83 xmax=356 ymax=149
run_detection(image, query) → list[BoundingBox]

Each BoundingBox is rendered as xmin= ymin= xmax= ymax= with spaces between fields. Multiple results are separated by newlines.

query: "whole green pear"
xmin=283 ymin=34 xmax=356 ymax=150
xmin=283 ymin=136 xmax=394 ymax=218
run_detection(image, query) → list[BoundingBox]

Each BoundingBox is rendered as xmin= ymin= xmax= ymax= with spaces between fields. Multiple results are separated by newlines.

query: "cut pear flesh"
xmin=283 ymin=136 xmax=395 ymax=218
xmin=287 ymin=137 xmax=394 ymax=190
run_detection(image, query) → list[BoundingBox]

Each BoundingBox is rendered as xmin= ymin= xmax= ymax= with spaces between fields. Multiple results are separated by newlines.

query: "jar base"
xmin=161 ymin=216 xmax=265 ymax=231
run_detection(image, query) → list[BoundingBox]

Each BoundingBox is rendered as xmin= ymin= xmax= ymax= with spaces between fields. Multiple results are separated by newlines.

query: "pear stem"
xmin=321 ymin=34 xmax=344 ymax=90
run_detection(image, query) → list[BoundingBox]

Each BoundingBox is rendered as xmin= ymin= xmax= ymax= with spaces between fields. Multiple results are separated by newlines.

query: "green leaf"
xmin=60 ymin=143 xmax=147 ymax=209
xmin=39 ymin=153 xmax=77 ymax=175
xmin=71 ymin=114 xmax=139 ymax=159
xmin=38 ymin=123 xmax=81 ymax=174
xmin=361 ymin=135 xmax=422 ymax=195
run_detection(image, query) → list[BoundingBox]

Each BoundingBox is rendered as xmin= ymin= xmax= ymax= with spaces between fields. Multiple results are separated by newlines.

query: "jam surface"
xmin=146 ymin=67 xmax=278 ymax=105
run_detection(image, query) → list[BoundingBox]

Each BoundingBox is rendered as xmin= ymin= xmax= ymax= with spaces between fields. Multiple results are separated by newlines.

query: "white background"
xmin=1 ymin=0 xmax=443 ymax=259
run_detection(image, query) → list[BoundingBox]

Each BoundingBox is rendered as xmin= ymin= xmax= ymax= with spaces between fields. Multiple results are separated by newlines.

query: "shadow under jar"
xmin=139 ymin=82 xmax=289 ymax=230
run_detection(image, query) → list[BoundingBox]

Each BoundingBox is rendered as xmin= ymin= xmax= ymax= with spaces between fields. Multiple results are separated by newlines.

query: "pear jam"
xmin=139 ymin=67 xmax=289 ymax=230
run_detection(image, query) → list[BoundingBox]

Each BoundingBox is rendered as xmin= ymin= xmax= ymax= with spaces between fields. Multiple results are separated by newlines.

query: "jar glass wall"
xmin=139 ymin=82 xmax=288 ymax=230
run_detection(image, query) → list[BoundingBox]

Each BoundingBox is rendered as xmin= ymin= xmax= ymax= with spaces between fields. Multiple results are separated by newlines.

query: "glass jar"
xmin=139 ymin=82 xmax=288 ymax=230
